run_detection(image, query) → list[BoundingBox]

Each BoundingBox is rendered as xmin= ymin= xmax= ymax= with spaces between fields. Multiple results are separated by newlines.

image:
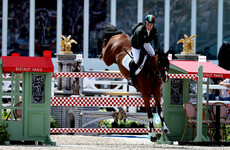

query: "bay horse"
xmin=98 ymin=23 xmax=170 ymax=142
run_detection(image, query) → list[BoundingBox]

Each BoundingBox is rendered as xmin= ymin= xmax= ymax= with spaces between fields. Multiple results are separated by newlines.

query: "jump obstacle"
xmin=50 ymin=72 xmax=197 ymax=134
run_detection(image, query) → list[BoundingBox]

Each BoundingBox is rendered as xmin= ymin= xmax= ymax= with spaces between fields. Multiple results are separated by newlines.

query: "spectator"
xmin=217 ymin=42 xmax=230 ymax=100
xmin=218 ymin=41 xmax=230 ymax=71
xmin=203 ymin=78 xmax=216 ymax=100
xmin=219 ymin=78 xmax=230 ymax=101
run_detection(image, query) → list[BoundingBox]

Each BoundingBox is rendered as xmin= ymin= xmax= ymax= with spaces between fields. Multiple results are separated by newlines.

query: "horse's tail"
xmin=97 ymin=23 xmax=123 ymax=55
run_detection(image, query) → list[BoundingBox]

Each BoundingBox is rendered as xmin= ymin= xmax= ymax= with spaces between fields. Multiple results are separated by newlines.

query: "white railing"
xmin=203 ymin=84 xmax=228 ymax=90
xmin=81 ymin=78 xmax=139 ymax=113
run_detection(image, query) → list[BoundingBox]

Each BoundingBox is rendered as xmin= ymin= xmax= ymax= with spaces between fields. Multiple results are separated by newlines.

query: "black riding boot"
xmin=128 ymin=60 xmax=136 ymax=86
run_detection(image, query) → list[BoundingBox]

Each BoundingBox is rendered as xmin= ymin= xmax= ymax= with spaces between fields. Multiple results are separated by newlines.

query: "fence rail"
xmin=50 ymin=72 xmax=197 ymax=134
xmin=50 ymin=128 xmax=162 ymax=133
xmin=51 ymin=96 xmax=155 ymax=107
xmin=54 ymin=72 xmax=197 ymax=79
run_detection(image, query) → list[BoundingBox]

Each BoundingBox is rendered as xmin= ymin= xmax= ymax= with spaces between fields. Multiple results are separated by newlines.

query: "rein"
xmin=124 ymin=49 xmax=133 ymax=59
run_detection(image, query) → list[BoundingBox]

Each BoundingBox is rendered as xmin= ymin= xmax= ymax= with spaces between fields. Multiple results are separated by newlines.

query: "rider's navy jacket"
xmin=130 ymin=24 xmax=159 ymax=51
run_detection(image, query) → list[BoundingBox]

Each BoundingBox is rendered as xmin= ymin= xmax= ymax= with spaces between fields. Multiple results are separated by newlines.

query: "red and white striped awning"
xmin=1 ymin=56 xmax=54 ymax=73
xmin=170 ymin=60 xmax=230 ymax=78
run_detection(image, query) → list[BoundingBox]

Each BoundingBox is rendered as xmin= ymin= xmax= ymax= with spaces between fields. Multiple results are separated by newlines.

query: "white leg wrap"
xmin=151 ymin=130 xmax=156 ymax=137
xmin=163 ymin=122 xmax=170 ymax=134
xmin=160 ymin=112 xmax=163 ymax=118
xmin=148 ymin=118 xmax=155 ymax=137
xmin=149 ymin=118 xmax=153 ymax=123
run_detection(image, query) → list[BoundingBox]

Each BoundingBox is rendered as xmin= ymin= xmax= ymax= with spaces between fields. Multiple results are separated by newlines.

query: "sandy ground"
xmin=0 ymin=135 xmax=230 ymax=150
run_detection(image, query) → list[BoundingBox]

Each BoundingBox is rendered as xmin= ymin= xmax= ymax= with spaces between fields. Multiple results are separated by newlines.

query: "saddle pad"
xmin=121 ymin=54 xmax=147 ymax=75
xmin=122 ymin=54 xmax=132 ymax=71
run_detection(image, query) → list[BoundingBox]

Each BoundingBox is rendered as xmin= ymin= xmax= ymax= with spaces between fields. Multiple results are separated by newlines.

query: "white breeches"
xmin=143 ymin=43 xmax=155 ymax=56
xmin=132 ymin=47 xmax=140 ymax=64
xmin=132 ymin=43 xmax=155 ymax=64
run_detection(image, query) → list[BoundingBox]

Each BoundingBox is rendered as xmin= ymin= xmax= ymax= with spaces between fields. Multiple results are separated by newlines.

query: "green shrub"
xmin=0 ymin=121 xmax=10 ymax=144
xmin=103 ymin=119 xmax=113 ymax=128
xmin=50 ymin=116 xmax=58 ymax=128
xmin=99 ymin=108 xmax=107 ymax=112
xmin=1 ymin=109 xmax=11 ymax=120
xmin=226 ymin=125 xmax=230 ymax=141
xmin=100 ymin=119 xmax=147 ymax=129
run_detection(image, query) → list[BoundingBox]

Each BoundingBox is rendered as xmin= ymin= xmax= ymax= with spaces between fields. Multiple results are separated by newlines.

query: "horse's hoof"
xmin=150 ymin=136 xmax=157 ymax=142
xmin=164 ymin=129 xmax=170 ymax=134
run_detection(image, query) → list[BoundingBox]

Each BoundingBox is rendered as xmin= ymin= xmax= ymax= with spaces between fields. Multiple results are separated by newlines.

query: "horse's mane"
xmin=218 ymin=41 xmax=230 ymax=70
xmin=98 ymin=23 xmax=123 ymax=52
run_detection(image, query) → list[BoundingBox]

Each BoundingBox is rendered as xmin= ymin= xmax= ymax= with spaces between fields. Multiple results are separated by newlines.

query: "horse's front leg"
xmin=154 ymin=89 xmax=170 ymax=134
xmin=143 ymin=96 xmax=157 ymax=142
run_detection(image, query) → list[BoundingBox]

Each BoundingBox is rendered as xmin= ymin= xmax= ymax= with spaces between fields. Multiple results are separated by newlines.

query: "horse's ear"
xmin=166 ymin=50 xmax=170 ymax=56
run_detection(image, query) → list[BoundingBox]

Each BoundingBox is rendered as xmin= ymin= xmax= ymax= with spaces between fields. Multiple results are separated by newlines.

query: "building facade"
xmin=1 ymin=0 xmax=230 ymax=71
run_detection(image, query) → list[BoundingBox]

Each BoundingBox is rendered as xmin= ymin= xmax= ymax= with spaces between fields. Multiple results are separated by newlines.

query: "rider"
xmin=128 ymin=14 xmax=159 ymax=86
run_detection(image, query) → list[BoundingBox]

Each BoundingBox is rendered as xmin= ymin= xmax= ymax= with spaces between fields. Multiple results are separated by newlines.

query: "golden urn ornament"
xmin=177 ymin=34 xmax=197 ymax=54
xmin=59 ymin=34 xmax=78 ymax=54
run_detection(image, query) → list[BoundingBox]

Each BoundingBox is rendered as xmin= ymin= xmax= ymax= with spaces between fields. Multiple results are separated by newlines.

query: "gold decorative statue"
xmin=177 ymin=34 xmax=197 ymax=54
xmin=59 ymin=34 xmax=78 ymax=54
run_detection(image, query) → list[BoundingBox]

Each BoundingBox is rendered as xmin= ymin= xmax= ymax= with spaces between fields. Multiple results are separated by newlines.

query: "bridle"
xmin=157 ymin=56 xmax=169 ymax=83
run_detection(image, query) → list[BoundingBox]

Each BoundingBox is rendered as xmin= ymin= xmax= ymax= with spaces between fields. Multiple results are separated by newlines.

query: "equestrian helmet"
xmin=145 ymin=15 xmax=155 ymax=24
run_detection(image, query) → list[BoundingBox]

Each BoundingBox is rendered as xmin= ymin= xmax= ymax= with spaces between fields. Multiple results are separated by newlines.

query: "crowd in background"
xmin=205 ymin=41 xmax=230 ymax=101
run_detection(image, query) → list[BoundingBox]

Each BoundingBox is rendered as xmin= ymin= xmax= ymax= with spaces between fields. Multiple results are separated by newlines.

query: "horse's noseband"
xmin=159 ymin=67 xmax=169 ymax=83
xmin=157 ymin=58 xmax=169 ymax=83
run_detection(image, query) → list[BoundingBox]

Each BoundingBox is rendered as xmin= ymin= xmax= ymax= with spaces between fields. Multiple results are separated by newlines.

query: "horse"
xmin=98 ymin=23 xmax=170 ymax=141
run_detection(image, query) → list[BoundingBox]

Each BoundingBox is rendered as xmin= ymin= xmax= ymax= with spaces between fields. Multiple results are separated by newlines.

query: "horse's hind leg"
xmin=143 ymin=96 xmax=157 ymax=142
